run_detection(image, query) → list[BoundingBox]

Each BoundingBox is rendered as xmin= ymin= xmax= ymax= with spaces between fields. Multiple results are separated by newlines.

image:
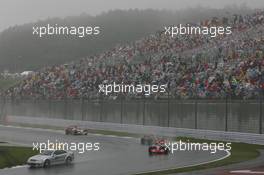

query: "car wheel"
xmin=66 ymin=157 xmax=72 ymax=165
xmin=164 ymin=148 xmax=169 ymax=155
xmin=148 ymin=148 xmax=154 ymax=156
xmin=141 ymin=138 xmax=145 ymax=145
xmin=147 ymin=139 xmax=152 ymax=146
xmin=43 ymin=160 xmax=50 ymax=168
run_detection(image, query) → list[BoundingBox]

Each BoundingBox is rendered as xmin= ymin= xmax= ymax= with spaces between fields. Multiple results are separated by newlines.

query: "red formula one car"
xmin=65 ymin=125 xmax=88 ymax=135
xmin=148 ymin=139 xmax=170 ymax=155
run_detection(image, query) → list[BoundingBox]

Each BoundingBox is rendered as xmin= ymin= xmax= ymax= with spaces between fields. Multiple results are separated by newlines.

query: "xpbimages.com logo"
xmin=164 ymin=140 xmax=232 ymax=154
xmin=164 ymin=24 xmax=232 ymax=38
xmin=32 ymin=140 xmax=100 ymax=154
xmin=98 ymin=82 xmax=167 ymax=96
xmin=32 ymin=24 xmax=100 ymax=38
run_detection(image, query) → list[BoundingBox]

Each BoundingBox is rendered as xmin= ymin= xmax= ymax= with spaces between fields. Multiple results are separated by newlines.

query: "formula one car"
xmin=140 ymin=135 xmax=155 ymax=145
xmin=65 ymin=125 xmax=88 ymax=135
xmin=148 ymin=139 xmax=170 ymax=155
xmin=27 ymin=150 xmax=74 ymax=168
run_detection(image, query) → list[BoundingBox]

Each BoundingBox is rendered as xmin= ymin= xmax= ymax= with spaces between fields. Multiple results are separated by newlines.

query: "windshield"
xmin=40 ymin=150 xmax=53 ymax=156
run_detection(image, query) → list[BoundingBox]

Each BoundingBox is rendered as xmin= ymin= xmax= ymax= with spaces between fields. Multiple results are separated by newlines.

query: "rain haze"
xmin=1 ymin=0 xmax=264 ymax=32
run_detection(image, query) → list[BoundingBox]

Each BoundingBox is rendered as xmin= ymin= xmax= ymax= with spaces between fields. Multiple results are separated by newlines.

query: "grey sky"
xmin=1 ymin=0 xmax=264 ymax=31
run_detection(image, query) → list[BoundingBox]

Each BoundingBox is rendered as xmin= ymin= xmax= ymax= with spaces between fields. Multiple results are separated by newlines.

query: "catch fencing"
xmin=1 ymin=97 xmax=263 ymax=134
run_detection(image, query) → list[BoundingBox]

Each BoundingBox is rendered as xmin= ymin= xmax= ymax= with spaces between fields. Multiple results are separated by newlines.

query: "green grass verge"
xmin=0 ymin=146 xmax=38 ymax=169
xmin=81 ymin=128 xmax=141 ymax=138
xmin=6 ymin=122 xmax=141 ymax=138
xmin=133 ymin=137 xmax=264 ymax=175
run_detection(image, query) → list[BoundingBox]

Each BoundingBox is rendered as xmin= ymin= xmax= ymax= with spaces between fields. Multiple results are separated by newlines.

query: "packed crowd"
xmin=3 ymin=11 xmax=264 ymax=100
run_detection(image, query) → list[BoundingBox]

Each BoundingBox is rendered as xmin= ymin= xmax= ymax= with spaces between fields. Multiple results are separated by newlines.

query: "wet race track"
xmin=0 ymin=125 xmax=228 ymax=175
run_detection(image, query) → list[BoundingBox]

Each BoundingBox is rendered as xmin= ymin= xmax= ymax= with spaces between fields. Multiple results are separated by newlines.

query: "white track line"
xmin=135 ymin=150 xmax=231 ymax=174
xmin=2 ymin=165 xmax=27 ymax=171
xmin=0 ymin=124 xmax=64 ymax=134
xmin=230 ymin=170 xmax=264 ymax=174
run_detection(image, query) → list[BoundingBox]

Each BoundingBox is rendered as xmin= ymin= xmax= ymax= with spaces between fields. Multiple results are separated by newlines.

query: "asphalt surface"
xmin=0 ymin=125 xmax=228 ymax=175
xmin=176 ymin=150 xmax=264 ymax=175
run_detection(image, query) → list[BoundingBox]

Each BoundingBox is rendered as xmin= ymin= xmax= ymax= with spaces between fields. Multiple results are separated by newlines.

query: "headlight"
xmin=29 ymin=159 xmax=43 ymax=163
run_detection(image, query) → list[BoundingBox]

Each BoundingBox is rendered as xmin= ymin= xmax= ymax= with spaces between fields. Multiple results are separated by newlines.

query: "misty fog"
xmin=1 ymin=0 xmax=264 ymax=31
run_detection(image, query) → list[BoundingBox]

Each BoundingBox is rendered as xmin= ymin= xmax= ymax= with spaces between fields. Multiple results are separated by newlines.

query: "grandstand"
xmin=3 ymin=10 xmax=264 ymax=100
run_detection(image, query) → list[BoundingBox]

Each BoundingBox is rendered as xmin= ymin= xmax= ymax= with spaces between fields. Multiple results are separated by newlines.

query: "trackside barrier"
xmin=3 ymin=99 xmax=264 ymax=134
xmin=5 ymin=115 xmax=264 ymax=145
